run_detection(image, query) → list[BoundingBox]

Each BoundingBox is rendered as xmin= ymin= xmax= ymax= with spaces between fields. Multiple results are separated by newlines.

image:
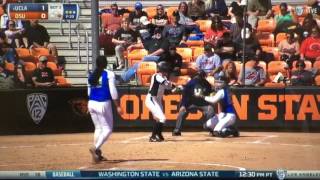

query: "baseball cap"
xmin=39 ymin=56 xmax=48 ymax=62
xmin=204 ymin=44 xmax=213 ymax=52
xmin=135 ymin=2 xmax=143 ymax=10
xmin=140 ymin=16 xmax=150 ymax=25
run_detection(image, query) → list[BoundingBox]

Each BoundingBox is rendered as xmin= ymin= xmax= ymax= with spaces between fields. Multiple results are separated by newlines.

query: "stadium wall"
xmin=0 ymin=87 xmax=319 ymax=134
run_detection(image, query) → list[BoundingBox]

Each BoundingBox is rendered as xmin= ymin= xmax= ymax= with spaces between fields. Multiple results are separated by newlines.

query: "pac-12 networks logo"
xmin=26 ymin=93 xmax=48 ymax=124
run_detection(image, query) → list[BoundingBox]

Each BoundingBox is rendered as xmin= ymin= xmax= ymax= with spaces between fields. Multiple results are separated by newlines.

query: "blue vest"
xmin=221 ymin=88 xmax=235 ymax=114
xmin=88 ymin=71 xmax=112 ymax=102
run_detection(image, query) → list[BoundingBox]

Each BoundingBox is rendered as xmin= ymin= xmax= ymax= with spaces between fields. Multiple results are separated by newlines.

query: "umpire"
xmin=172 ymin=70 xmax=215 ymax=136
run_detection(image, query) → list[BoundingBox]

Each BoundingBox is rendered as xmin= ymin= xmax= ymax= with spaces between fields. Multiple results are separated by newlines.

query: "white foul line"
xmin=250 ymin=135 xmax=278 ymax=144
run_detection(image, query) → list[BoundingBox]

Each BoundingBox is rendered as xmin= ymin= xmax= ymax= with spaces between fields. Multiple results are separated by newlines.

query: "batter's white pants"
xmin=145 ymin=94 xmax=166 ymax=123
xmin=88 ymin=100 xmax=113 ymax=150
xmin=206 ymin=112 xmax=236 ymax=132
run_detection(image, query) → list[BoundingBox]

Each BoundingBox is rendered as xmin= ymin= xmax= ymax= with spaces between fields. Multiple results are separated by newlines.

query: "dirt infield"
xmin=0 ymin=131 xmax=319 ymax=171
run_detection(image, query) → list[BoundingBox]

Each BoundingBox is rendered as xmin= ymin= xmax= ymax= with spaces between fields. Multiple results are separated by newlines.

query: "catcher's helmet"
xmin=157 ymin=61 xmax=170 ymax=73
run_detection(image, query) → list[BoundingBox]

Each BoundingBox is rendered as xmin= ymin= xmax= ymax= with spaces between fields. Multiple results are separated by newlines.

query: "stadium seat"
xmin=257 ymin=33 xmax=274 ymax=47
xmin=170 ymin=75 xmax=191 ymax=85
xmin=180 ymin=62 xmax=197 ymax=76
xmin=46 ymin=62 xmax=62 ymax=76
xmin=195 ymin=20 xmax=212 ymax=32
xmin=257 ymin=19 xmax=275 ymax=33
xmin=192 ymin=47 xmax=204 ymax=61
xmin=315 ymin=75 xmax=320 ymax=86
xmin=144 ymin=7 xmax=157 ymax=19
xmin=292 ymin=60 xmax=312 ymax=71
xmin=262 ymin=46 xmax=280 ymax=61
xmin=31 ymin=48 xmax=50 ymax=57
xmin=127 ymin=49 xmax=148 ymax=66
xmin=265 ymin=61 xmax=288 ymax=87
xmin=166 ymin=6 xmax=178 ymax=21
xmin=185 ymin=39 xmax=204 ymax=48
xmin=176 ymin=47 xmax=193 ymax=62
xmin=4 ymin=62 xmax=14 ymax=72
xmin=272 ymin=5 xmax=293 ymax=16
xmin=55 ymin=76 xmax=71 ymax=87
xmin=275 ymin=33 xmax=287 ymax=46
xmin=136 ymin=61 xmax=157 ymax=86
xmin=24 ymin=62 xmax=36 ymax=77
xmin=16 ymin=48 xmax=36 ymax=63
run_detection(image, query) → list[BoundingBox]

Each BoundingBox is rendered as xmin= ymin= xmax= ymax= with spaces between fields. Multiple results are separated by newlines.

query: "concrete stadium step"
xmin=40 ymin=22 xmax=92 ymax=29
xmin=65 ymin=63 xmax=92 ymax=70
xmin=50 ymin=36 xmax=92 ymax=43
xmin=66 ymin=77 xmax=87 ymax=85
xmin=54 ymin=42 xmax=92 ymax=49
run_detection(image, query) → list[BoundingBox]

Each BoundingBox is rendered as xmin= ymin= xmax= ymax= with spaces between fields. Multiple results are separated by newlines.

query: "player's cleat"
xmin=157 ymin=134 xmax=165 ymax=141
xmin=89 ymin=146 xmax=100 ymax=163
xmin=230 ymin=127 xmax=240 ymax=137
xmin=172 ymin=129 xmax=181 ymax=136
xmin=96 ymin=149 xmax=107 ymax=161
xmin=149 ymin=136 xmax=161 ymax=142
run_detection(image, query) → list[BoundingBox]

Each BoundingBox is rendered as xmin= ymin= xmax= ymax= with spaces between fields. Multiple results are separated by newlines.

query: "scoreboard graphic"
xmin=7 ymin=3 xmax=79 ymax=20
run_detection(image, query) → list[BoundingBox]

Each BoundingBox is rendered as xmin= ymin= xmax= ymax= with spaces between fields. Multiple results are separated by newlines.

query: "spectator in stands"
xmin=187 ymin=0 xmax=206 ymax=21
xmin=112 ymin=18 xmax=138 ymax=70
xmin=135 ymin=16 xmax=155 ymax=43
xmin=291 ymin=60 xmax=314 ymax=86
xmin=25 ymin=20 xmax=58 ymax=57
xmin=99 ymin=3 xmax=122 ymax=56
xmin=0 ymin=32 xmax=22 ymax=66
xmin=230 ymin=15 xmax=251 ymax=40
xmin=160 ymin=45 xmax=182 ymax=76
xmin=204 ymin=0 xmax=228 ymax=18
xmin=32 ymin=55 xmax=55 ymax=88
xmin=0 ymin=61 xmax=15 ymax=89
xmin=223 ymin=61 xmax=238 ymax=86
xmin=162 ymin=13 xmax=187 ymax=47
xmin=128 ymin=2 xmax=148 ymax=31
xmin=238 ymin=58 xmax=266 ymax=86
xmin=195 ymin=44 xmax=222 ymax=77
xmin=278 ymin=32 xmax=300 ymax=68
xmin=300 ymin=26 xmax=320 ymax=62
xmin=204 ymin=16 xmax=228 ymax=46
xmin=121 ymin=28 xmax=169 ymax=82
xmin=215 ymin=32 xmax=235 ymax=62
xmin=234 ymin=26 xmax=262 ymax=61
xmin=274 ymin=3 xmax=295 ymax=35
xmin=4 ymin=20 xmax=26 ymax=48
xmin=176 ymin=2 xmax=202 ymax=35
xmin=229 ymin=0 xmax=244 ymax=23
xmin=308 ymin=0 xmax=320 ymax=27
xmin=151 ymin=4 xmax=168 ymax=31
xmin=247 ymin=0 xmax=273 ymax=30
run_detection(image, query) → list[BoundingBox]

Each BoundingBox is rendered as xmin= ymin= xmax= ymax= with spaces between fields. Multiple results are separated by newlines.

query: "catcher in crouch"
xmin=145 ymin=61 xmax=179 ymax=142
xmin=199 ymin=73 xmax=240 ymax=138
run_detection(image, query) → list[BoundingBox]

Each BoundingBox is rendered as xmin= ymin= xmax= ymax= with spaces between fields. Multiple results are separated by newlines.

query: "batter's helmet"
xmin=157 ymin=61 xmax=170 ymax=73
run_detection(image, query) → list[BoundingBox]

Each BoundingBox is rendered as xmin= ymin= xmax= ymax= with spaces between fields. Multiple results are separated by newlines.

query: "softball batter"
xmin=88 ymin=56 xmax=122 ymax=163
xmin=145 ymin=62 xmax=173 ymax=142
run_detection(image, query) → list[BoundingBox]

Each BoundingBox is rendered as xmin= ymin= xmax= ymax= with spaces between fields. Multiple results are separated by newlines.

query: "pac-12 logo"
xmin=26 ymin=93 xmax=48 ymax=124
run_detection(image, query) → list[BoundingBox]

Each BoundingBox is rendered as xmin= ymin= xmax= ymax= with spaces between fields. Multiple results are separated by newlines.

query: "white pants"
xmin=145 ymin=94 xmax=166 ymax=123
xmin=206 ymin=112 xmax=236 ymax=132
xmin=88 ymin=100 xmax=113 ymax=150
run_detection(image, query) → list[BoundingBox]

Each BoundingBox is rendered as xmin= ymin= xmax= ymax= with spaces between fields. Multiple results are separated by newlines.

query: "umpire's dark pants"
xmin=174 ymin=104 xmax=215 ymax=132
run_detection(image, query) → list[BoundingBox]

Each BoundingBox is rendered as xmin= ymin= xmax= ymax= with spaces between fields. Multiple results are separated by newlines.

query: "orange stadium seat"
xmin=55 ymin=76 xmax=71 ymax=87
xmin=16 ymin=48 xmax=36 ymax=63
xmin=292 ymin=60 xmax=312 ymax=71
xmin=265 ymin=61 xmax=288 ymax=87
xmin=257 ymin=19 xmax=275 ymax=33
xmin=185 ymin=39 xmax=204 ymax=48
xmin=262 ymin=46 xmax=280 ymax=61
xmin=127 ymin=49 xmax=148 ymax=66
xmin=315 ymin=75 xmax=320 ymax=86
xmin=24 ymin=62 xmax=36 ymax=77
xmin=170 ymin=75 xmax=191 ymax=86
xmin=31 ymin=48 xmax=50 ymax=57
xmin=275 ymin=33 xmax=287 ymax=46
xmin=4 ymin=62 xmax=14 ymax=72
xmin=166 ymin=6 xmax=178 ymax=20
xmin=46 ymin=62 xmax=61 ymax=76
xmin=192 ymin=47 xmax=204 ymax=61
xmin=257 ymin=33 xmax=274 ymax=47
xmin=195 ymin=20 xmax=212 ymax=32
xmin=137 ymin=61 xmax=157 ymax=86
xmin=144 ymin=7 xmax=157 ymax=19
xmin=180 ymin=62 xmax=197 ymax=76
xmin=176 ymin=47 xmax=193 ymax=62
